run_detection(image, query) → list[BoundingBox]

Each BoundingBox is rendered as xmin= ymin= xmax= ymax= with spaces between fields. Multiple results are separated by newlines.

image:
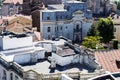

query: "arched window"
xmin=76 ymin=24 xmax=79 ymax=30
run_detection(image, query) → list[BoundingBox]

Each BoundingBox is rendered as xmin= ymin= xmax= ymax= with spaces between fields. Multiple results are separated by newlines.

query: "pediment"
xmin=73 ymin=10 xmax=83 ymax=15
xmin=72 ymin=10 xmax=84 ymax=18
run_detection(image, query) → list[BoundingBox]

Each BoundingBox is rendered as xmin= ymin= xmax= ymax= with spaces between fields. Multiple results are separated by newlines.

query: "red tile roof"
xmin=3 ymin=0 xmax=23 ymax=4
xmin=0 ymin=19 xmax=3 ymax=25
xmin=95 ymin=50 xmax=120 ymax=72
xmin=6 ymin=21 xmax=24 ymax=33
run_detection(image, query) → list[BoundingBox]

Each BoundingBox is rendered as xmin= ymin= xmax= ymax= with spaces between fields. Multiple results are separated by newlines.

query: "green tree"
xmin=82 ymin=36 xmax=102 ymax=49
xmin=117 ymin=1 xmax=120 ymax=10
xmin=97 ymin=17 xmax=114 ymax=43
xmin=0 ymin=0 xmax=5 ymax=6
xmin=87 ymin=22 xmax=98 ymax=36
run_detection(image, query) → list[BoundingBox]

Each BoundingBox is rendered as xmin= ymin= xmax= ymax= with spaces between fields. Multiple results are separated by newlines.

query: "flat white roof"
xmin=40 ymin=9 xmax=67 ymax=12
xmin=0 ymin=46 xmax=45 ymax=62
xmin=67 ymin=1 xmax=84 ymax=3
xmin=34 ymin=39 xmax=66 ymax=46
xmin=22 ymin=60 xmax=95 ymax=74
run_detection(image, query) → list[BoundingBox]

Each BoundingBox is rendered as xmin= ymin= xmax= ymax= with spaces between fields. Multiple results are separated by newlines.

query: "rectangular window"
xmin=47 ymin=27 xmax=51 ymax=32
xmin=60 ymin=26 xmax=62 ymax=30
xmin=57 ymin=27 xmax=58 ymax=31
xmin=3 ymin=70 xmax=6 ymax=80
xmin=55 ymin=27 xmax=56 ymax=32
xmin=47 ymin=17 xmax=50 ymax=20
xmin=10 ymin=73 xmax=13 ymax=80
xmin=114 ymin=28 xmax=116 ymax=32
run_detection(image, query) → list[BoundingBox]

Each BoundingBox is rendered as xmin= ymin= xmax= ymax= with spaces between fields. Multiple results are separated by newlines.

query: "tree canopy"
xmin=87 ymin=17 xmax=114 ymax=43
xmin=97 ymin=17 xmax=114 ymax=43
xmin=82 ymin=36 xmax=102 ymax=49
xmin=87 ymin=22 xmax=98 ymax=36
xmin=84 ymin=17 xmax=114 ymax=49
xmin=117 ymin=1 xmax=120 ymax=10
xmin=0 ymin=0 xmax=5 ymax=6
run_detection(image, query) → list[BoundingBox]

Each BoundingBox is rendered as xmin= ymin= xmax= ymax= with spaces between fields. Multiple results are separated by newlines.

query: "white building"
xmin=0 ymin=31 xmax=101 ymax=80
xmin=88 ymin=72 xmax=120 ymax=80
xmin=34 ymin=1 xmax=93 ymax=42
xmin=51 ymin=42 xmax=100 ymax=69
xmin=1 ymin=0 xmax=22 ymax=16
xmin=0 ymin=31 xmax=46 ymax=80
xmin=41 ymin=10 xmax=92 ymax=42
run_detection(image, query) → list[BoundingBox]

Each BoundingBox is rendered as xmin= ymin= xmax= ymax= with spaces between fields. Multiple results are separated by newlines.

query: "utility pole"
xmin=0 ymin=0 xmax=5 ymax=19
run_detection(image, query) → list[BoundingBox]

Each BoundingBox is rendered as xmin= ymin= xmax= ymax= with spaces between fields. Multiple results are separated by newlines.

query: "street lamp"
xmin=0 ymin=0 xmax=5 ymax=19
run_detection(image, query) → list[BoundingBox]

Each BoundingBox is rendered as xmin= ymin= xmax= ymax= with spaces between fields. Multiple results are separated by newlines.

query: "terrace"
xmin=21 ymin=59 xmax=96 ymax=74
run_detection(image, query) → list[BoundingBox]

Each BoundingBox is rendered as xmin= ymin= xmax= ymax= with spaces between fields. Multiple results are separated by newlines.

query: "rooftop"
xmin=56 ymin=45 xmax=76 ymax=57
xmin=9 ymin=16 xmax=32 ymax=26
xmin=66 ymin=1 xmax=84 ymax=3
xmin=0 ymin=19 xmax=3 ymax=25
xmin=35 ymin=39 xmax=67 ymax=46
xmin=2 ymin=14 xmax=32 ymax=22
xmin=1 ymin=46 xmax=44 ymax=62
xmin=0 ymin=31 xmax=28 ymax=38
xmin=0 ymin=15 xmax=32 ymax=33
xmin=48 ymin=4 xmax=64 ymax=10
xmin=22 ymin=59 xmax=95 ymax=74
xmin=56 ymin=47 xmax=75 ymax=57
xmin=6 ymin=21 xmax=25 ymax=34
xmin=95 ymin=50 xmax=120 ymax=72
xmin=41 ymin=9 xmax=67 ymax=12
xmin=3 ymin=0 xmax=23 ymax=4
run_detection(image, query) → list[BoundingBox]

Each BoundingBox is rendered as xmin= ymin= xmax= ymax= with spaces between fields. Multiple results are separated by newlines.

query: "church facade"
xmin=39 ymin=1 xmax=93 ymax=42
